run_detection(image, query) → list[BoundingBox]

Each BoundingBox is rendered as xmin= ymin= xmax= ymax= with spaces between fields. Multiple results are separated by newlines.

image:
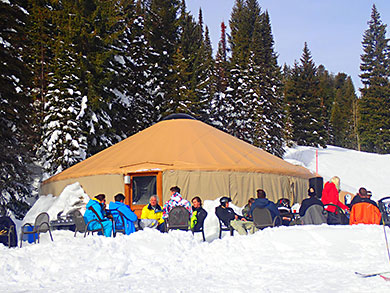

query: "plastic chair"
xmin=216 ymin=217 xmax=234 ymax=239
xmin=166 ymin=206 xmax=190 ymax=231
xmin=20 ymin=212 xmax=53 ymax=247
xmin=302 ymin=205 xmax=328 ymax=225
xmin=0 ymin=216 xmax=17 ymax=248
xmin=73 ymin=209 xmax=105 ymax=237
xmin=252 ymin=207 xmax=281 ymax=230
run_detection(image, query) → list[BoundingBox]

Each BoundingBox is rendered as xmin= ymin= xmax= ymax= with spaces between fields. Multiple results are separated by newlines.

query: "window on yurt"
xmin=132 ymin=176 xmax=157 ymax=205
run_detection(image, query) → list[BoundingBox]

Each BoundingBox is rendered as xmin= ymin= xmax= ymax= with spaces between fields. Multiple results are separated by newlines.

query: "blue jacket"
xmin=250 ymin=198 xmax=280 ymax=220
xmin=109 ymin=201 xmax=138 ymax=235
xmin=84 ymin=199 xmax=106 ymax=223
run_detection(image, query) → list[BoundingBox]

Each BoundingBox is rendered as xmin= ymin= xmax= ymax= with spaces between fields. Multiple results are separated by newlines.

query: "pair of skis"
xmin=355 ymin=271 xmax=390 ymax=281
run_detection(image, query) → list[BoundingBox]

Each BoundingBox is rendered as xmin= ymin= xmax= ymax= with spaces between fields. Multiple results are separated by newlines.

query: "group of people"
xmin=83 ymin=177 xmax=384 ymax=238
xmin=83 ymin=186 xmax=208 ymax=237
xmin=299 ymin=176 xmax=382 ymax=225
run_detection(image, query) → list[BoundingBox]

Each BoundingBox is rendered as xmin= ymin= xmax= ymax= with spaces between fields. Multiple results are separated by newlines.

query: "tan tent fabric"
xmin=41 ymin=118 xmax=314 ymax=205
xmin=43 ymin=119 xmax=313 ymax=183
xmin=163 ymin=170 xmax=309 ymax=206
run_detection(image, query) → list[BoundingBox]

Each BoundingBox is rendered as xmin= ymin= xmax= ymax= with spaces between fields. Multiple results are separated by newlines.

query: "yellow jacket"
xmin=141 ymin=204 xmax=164 ymax=224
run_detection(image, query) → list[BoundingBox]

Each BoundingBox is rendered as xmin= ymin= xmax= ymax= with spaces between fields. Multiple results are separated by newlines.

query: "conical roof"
xmin=44 ymin=119 xmax=312 ymax=183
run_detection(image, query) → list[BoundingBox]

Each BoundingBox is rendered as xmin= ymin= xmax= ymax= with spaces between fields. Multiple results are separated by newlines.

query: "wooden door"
xmin=124 ymin=172 xmax=163 ymax=218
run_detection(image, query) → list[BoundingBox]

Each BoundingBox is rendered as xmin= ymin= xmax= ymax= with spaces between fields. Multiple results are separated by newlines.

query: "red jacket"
xmin=321 ymin=182 xmax=349 ymax=213
xmin=349 ymin=202 xmax=381 ymax=225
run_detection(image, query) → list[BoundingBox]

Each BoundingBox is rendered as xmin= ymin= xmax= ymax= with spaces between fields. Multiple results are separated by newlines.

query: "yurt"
xmin=41 ymin=115 xmax=314 ymax=216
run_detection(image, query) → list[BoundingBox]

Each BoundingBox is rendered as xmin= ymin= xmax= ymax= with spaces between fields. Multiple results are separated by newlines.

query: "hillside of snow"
xmin=284 ymin=145 xmax=390 ymax=201
xmin=2 ymin=145 xmax=390 ymax=292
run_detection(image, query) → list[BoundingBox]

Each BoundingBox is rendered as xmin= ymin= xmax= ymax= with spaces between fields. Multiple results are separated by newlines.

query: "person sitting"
xmin=299 ymin=187 xmax=324 ymax=217
xmin=84 ymin=194 xmax=113 ymax=237
xmin=250 ymin=189 xmax=280 ymax=220
xmin=242 ymin=198 xmax=255 ymax=220
xmin=215 ymin=197 xmax=256 ymax=235
xmin=321 ymin=176 xmax=349 ymax=213
xmin=140 ymin=195 xmax=165 ymax=232
xmin=349 ymin=188 xmax=381 ymax=225
xmin=162 ymin=186 xmax=192 ymax=220
xmin=277 ymin=198 xmax=294 ymax=226
xmin=190 ymin=196 xmax=208 ymax=232
xmin=350 ymin=188 xmax=378 ymax=208
xmin=109 ymin=193 xmax=138 ymax=235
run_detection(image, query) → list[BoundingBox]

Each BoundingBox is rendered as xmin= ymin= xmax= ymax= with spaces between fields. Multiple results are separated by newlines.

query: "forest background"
xmin=1 ymin=0 xmax=389 ymax=218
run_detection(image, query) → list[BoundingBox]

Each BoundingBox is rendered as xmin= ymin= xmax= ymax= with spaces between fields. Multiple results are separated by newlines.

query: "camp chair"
xmin=20 ymin=212 xmax=53 ymax=247
xmin=323 ymin=204 xmax=349 ymax=225
xmin=252 ymin=207 xmax=281 ymax=230
xmin=111 ymin=209 xmax=126 ymax=237
xmin=378 ymin=197 xmax=390 ymax=226
xmin=166 ymin=206 xmax=190 ymax=231
xmin=302 ymin=205 xmax=328 ymax=225
xmin=191 ymin=214 xmax=207 ymax=242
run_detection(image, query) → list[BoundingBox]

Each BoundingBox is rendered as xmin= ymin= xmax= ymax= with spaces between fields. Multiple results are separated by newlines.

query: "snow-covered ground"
xmin=1 ymin=145 xmax=390 ymax=292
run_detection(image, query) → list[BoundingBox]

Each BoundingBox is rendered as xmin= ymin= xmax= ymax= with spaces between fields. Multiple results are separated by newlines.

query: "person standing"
xmin=321 ymin=176 xmax=349 ymax=213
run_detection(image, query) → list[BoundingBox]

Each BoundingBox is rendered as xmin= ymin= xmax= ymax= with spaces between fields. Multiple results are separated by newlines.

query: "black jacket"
xmin=349 ymin=196 xmax=378 ymax=208
xmin=299 ymin=197 xmax=324 ymax=217
xmin=215 ymin=205 xmax=242 ymax=227
xmin=192 ymin=206 xmax=207 ymax=232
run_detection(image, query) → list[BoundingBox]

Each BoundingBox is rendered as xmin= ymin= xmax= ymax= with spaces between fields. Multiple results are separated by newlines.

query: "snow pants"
xmin=230 ymin=220 xmax=257 ymax=235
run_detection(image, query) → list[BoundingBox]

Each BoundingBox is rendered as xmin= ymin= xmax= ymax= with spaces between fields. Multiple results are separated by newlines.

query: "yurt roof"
xmin=43 ymin=118 xmax=313 ymax=184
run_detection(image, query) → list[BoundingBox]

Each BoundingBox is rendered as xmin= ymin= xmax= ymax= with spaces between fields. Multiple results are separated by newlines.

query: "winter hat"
xmin=308 ymin=187 xmax=316 ymax=197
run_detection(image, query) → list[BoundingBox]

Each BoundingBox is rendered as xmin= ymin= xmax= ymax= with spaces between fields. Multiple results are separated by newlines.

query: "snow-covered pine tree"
xmin=110 ymin=0 xmax=157 ymax=137
xmin=39 ymin=0 xmax=88 ymax=177
xmin=144 ymin=0 xmax=180 ymax=120
xmin=359 ymin=4 xmax=390 ymax=153
xmin=284 ymin=43 xmax=327 ymax=147
xmin=0 ymin=0 xmax=35 ymax=217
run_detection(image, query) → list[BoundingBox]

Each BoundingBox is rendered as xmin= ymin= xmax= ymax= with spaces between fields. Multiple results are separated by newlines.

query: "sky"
xmin=186 ymin=0 xmax=390 ymax=94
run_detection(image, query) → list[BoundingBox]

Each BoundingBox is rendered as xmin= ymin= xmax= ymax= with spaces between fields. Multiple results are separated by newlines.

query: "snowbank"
xmin=2 ymin=225 xmax=390 ymax=292
xmin=22 ymin=182 xmax=89 ymax=225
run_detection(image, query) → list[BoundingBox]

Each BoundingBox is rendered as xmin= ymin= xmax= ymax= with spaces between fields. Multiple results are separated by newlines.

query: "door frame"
xmin=124 ymin=171 xmax=163 ymax=218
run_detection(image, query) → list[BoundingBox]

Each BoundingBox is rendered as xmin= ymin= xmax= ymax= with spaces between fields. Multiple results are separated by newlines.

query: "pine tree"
xmin=144 ymin=0 xmax=180 ymax=119
xmin=0 ymin=0 xmax=34 ymax=217
xmin=359 ymin=4 xmax=390 ymax=153
xmin=284 ymin=43 xmax=327 ymax=147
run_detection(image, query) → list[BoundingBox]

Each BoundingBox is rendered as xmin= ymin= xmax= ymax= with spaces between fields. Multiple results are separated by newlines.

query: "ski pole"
xmin=383 ymin=219 xmax=390 ymax=263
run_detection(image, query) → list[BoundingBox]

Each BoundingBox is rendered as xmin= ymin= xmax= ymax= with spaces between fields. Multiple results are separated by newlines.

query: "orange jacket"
xmin=349 ymin=202 xmax=382 ymax=225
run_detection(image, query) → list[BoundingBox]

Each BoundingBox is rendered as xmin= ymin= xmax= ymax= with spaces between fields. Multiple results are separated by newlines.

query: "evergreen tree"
xmin=0 ymin=0 xmax=33 ymax=217
xmin=284 ymin=43 xmax=327 ymax=147
xmin=359 ymin=4 xmax=390 ymax=153
xmin=144 ymin=0 xmax=180 ymax=119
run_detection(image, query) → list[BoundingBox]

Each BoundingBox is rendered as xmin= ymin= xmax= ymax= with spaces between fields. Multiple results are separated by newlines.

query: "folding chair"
xmin=252 ymin=207 xmax=281 ymax=230
xmin=20 ymin=212 xmax=53 ymax=247
xmin=166 ymin=206 xmax=190 ymax=231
